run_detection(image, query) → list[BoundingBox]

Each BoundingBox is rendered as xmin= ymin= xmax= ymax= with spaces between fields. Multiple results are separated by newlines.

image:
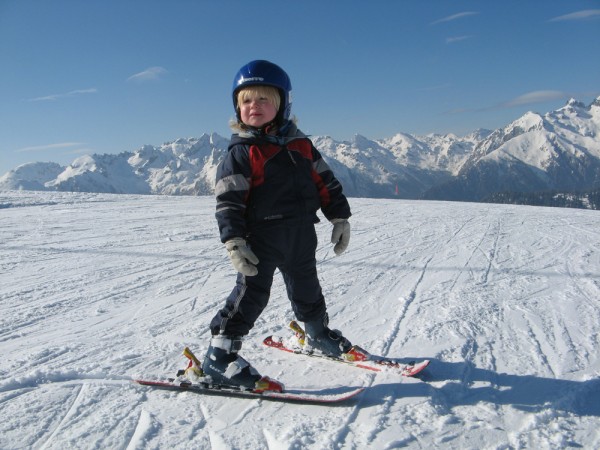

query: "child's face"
xmin=239 ymin=91 xmax=278 ymax=128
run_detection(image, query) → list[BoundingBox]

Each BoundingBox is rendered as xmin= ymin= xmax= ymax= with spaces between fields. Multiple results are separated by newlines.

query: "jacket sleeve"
xmin=311 ymin=144 xmax=352 ymax=221
xmin=215 ymin=145 xmax=252 ymax=243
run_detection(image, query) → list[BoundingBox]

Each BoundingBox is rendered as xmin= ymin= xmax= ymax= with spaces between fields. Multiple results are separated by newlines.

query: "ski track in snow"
xmin=1 ymin=190 xmax=599 ymax=449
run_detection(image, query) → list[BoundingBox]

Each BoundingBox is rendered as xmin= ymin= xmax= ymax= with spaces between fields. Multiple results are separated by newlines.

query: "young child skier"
xmin=201 ymin=60 xmax=354 ymax=392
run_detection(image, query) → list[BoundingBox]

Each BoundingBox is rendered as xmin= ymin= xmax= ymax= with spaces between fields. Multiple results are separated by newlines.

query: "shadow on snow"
xmin=362 ymin=359 xmax=600 ymax=417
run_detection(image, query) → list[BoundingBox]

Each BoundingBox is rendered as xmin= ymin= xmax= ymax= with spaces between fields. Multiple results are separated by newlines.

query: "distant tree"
xmin=483 ymin=189 xmax=600 ymax=210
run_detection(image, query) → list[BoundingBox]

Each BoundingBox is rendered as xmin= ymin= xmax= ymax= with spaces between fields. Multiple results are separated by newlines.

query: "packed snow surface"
xmin=1 ymin=191 xmax=599 ymax=449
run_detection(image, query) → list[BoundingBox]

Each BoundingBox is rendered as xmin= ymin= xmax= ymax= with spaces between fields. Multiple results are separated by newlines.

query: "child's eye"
xmin=241 ymin=97 xmax=270 ymax=105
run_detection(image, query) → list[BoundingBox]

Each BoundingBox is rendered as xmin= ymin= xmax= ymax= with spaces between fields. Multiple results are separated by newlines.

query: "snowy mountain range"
xmin=2 ymin=97 xmax=600 ymax=201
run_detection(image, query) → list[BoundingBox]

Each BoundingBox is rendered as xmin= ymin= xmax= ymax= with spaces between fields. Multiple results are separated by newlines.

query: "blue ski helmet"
xmin=232 ymin=60 xmax=292 ymax=123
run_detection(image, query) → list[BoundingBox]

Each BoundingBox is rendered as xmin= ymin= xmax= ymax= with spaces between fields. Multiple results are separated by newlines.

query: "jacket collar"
xmin=232 ymin=121 xmax=308 ymax=146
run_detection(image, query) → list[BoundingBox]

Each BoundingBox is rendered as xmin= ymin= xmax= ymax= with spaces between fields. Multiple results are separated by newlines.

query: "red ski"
xmin=134 ymin=346 xmax=363 ymax=405
xmin=264 ymin=321 xmax=430 ymax=377
xmin=134 ymin=379 xmax=364 ymax=404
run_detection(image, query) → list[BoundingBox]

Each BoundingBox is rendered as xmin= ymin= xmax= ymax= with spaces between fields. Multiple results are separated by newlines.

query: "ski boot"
xmin=303 ymin=314 xmax=353 ymax=358
xmin=201 ymin=335 xmax=283 ymax=393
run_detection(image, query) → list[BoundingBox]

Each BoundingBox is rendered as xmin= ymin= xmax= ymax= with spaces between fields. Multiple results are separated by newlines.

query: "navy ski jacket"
xmin=215 ymin=124 xmax=351 ymax=243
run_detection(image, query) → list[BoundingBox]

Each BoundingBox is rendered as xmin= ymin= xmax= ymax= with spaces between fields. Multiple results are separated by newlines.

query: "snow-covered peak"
xmin=382 ymin=132 xmax=419 ymax=148
xmin=0 ymin=161 xmax=64 ymax=191
xmin=209 ymin=132 xmax=230 ymax=149
xmin=351 ymin=133 xmax=379 ymax=149
xmin=545 ymin=96 xmax=600 ymax=147
xmin=565 ymin=97 xmax=586 ymax=109
xmin=509 ymin=111 xmax=545 ymax=133
xmin=463 ymin=128 xmax=493 ymax=143
xmin=57 ymin=155 xmax=98 ymax=179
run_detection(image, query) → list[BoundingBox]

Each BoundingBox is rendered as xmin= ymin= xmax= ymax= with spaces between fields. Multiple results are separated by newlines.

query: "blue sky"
xmin=1 ymin=0 xmax=599 ymax=175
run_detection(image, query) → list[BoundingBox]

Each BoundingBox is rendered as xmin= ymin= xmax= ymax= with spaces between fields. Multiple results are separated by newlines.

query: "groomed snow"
xmin=1 ymin=191 xmax=599 ymax=449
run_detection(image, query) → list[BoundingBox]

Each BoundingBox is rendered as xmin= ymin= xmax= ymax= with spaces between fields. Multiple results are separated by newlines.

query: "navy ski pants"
xmin=210 ymin=221 xmax=327 ymax=336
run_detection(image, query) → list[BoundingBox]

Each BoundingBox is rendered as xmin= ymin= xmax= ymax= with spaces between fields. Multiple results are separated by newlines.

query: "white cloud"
xmin=26 ymin=88 xmax=98 ymax=102
xmin=68 ymin=88 xmax=98 ymax=95
xmin=447 ymin=90 xmax=571 ymax=114
xmin=127 ymin=66 xmax=168 ymax=82
xmin=446 ymin=35 xmax=473 ymax=44
xmin=503 ymin=90 xmax=569 ymax=107
xmin=431 ymin=11 xmax=479 ymax=25
xmin=17 ymin=142 xmax=86 ymax=153
xmin=549 ymin=9 xmax=600 ymax=22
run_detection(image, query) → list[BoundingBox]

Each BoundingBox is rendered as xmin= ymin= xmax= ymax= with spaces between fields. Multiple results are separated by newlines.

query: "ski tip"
xmin=263 ymin=335 xmax=276 ymax=346
xmin=263 ymin=335 xmax=296 ymax=353
xmin=402 ymin=359 xmax=431 ymax=377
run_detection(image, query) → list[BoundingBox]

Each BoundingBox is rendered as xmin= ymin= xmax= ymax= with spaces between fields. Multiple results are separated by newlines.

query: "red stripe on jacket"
xmin=248 ymin=139 xmax=331 ymax=207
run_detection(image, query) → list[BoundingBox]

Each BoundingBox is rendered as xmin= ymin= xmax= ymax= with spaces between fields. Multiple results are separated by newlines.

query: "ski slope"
xmin=1 ymin=191 xmax=599 ymax=449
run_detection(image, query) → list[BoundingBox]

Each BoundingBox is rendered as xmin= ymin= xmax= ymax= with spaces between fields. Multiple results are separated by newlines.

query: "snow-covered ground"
xmin=1 ymin=191 xmax=599 ymax=450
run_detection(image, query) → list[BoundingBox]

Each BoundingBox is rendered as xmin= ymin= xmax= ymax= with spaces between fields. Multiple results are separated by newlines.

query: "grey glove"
xmin=225 ymin=237 xmax=259 ymax=276
xmin=330 ymin=219 xmax=351 ymax=255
